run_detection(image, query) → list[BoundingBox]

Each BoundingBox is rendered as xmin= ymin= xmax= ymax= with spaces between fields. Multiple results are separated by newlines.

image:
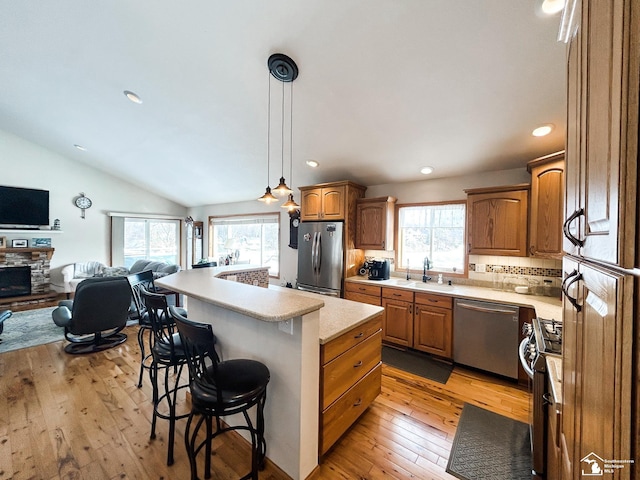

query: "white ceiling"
xmin=0 ymin=0 xmax=567 ymax=207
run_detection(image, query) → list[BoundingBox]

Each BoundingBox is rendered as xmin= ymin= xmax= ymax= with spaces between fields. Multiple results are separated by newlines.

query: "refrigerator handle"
xmin=312 ymin=232 xmax=319 ymax=273
xmin=316 ymin=232 xmax=322 ymax=274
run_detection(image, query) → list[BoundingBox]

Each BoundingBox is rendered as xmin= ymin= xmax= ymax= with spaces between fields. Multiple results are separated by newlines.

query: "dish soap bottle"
xmin=437 ymin=274 xmax=443 ymax=285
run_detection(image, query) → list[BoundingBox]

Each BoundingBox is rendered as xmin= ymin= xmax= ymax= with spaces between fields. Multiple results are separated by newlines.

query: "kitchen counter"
xmin=269 ymin=285 xmax=385 ymax=344
xmin=346 ymin=276 xmax=563 ymax=320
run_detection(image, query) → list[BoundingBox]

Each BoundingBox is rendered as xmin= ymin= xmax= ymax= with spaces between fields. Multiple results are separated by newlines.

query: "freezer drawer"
xmin=453 ymin=298 xmax=519 ymax=379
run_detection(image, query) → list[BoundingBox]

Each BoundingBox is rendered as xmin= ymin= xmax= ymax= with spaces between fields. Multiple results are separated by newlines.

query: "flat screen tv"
xmin=0 ymin=186 xmax=50 ymax=228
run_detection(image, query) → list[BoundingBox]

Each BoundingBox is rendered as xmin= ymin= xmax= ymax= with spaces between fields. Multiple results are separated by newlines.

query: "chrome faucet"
xmin=422 ymin=256 xmax=432 ymax=283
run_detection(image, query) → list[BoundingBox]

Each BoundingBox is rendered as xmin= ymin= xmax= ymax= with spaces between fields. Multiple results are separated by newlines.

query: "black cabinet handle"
xmin=353 ymin=332 xmax=364 ymax=339
xmin=353 ymin=399 xmax=362 ymax=407
xmin=563 ymin=208 xmax=585 ymax=247
xmin=562 ymin=269 xmax=582 ymax=312
xmin=353 ymin=360 xmax=363 ymax=368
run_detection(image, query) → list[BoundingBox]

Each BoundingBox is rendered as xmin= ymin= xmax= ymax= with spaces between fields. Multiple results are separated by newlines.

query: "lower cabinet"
xmin=413 ymin=292 xmax=453 ymax=358
xmin=319 ymin=315 xmax=382 ymax=456
xmin=381 ymin=287 xmax=414 ymax=347
xmin=381 ymin=287 xmax=453 ymax=359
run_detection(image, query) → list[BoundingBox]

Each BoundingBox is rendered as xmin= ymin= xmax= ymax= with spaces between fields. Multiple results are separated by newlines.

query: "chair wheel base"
xmin=63 ymin=333 xmax=127 ymax=354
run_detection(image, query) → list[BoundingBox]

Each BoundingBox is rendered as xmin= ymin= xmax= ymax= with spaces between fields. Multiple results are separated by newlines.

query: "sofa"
xmin=50 ymin=259 xmax=181 ymax=297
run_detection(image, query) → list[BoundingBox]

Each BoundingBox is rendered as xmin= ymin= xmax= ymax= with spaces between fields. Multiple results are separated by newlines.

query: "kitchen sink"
xmin=384 ymin=278 xmax=416 ymax=286
xmin=411 ymin=281 xmax=454 ymax=291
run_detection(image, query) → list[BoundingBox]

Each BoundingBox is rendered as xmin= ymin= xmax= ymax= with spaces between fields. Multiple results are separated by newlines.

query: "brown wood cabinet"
xmin=527 ymin=152 xmax=565 ymax=259
xmin=560 ymin=2 xmax=639 ymax=478
xmin=381 ymin=287 xmax=414 ymax=347
xmin=413 ymin=292 xmax=453 ymax=358
xmin=355 ymin=196 xmax=396 ymax=250
xmin=319 ymin=316 xmax=382 ymax=456
xmin=465 ymin=184 xmax=530 ymax=257
xmin=344 ymin=282 xmax=381 ymax=306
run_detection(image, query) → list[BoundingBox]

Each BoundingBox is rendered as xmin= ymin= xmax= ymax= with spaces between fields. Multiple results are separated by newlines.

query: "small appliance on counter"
xmin=368 ymin=260 xmax=390 ymax=280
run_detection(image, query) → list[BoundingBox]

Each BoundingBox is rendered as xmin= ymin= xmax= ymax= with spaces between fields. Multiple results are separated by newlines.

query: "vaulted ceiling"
xmin=0 ymin=0 xmax=567 ymax=207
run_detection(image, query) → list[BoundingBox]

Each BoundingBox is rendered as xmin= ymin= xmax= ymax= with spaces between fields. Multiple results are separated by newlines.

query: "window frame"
xmin=208 ymin=212 xmax=281 ymax=279
xmin=394 ymin=200 xmax=468 ymax=278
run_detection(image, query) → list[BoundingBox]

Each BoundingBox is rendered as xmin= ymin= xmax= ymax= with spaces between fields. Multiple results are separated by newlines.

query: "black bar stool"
xmin=141 ymin=288 xmax=190 ymax=466
xmin=170 ymin=307 xmax=270 ymax=480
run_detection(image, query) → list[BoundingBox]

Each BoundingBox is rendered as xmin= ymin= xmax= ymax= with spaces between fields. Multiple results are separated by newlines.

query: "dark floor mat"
xmin=381 ymin=346 xmax=453 ymax=384
xmin=446 ymin=403 xmax=532 ymax=480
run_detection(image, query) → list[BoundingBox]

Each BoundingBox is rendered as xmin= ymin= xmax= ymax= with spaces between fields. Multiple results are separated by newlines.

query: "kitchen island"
xmin=156 ymin=269 xmax=383 ymax=479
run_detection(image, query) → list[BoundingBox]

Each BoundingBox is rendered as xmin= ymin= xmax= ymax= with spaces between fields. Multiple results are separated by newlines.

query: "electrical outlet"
xmin=278 ymin=318 xmax=294 ymax=335
xmin=475 ymin=263 xmax=487 ymax=273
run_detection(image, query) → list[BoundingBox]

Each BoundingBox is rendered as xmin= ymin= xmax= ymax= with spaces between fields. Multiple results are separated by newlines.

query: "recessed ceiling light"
xmin=420 ymin=166 xmax=434 ymax=175
xmin=306 ymin=160 xmax=319 ymax=168
xmin=124 ymin=90 xmax=143 ymax=104
xmin=541 ymin=0 xmax=565 ymax=15
xmin=74 ymin=144 xmax=87 ymax=151
xmin=532 ymin=124 xmax=554 ymax=137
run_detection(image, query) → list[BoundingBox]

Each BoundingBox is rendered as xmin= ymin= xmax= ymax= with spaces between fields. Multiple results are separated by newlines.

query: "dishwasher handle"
xmin=456 ymin=301 xmax=518 ymax=315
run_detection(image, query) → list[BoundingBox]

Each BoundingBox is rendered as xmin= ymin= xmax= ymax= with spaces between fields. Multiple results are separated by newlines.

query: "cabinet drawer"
xmin=345 ymin=282 xmax=382 ymax=297
xmin=414 ymin=292 xmax=452 ymax=309
xmin=321 ymin=316 xmax=382 ymax=364
xmin=344 ymin=291 xmax=382 ymax=307
xmin=320 ymin=362 xmax=382 ymax=455
xmin=322 ymin=330 xmax=381 ymax=409
xmin=382 ymin=287 xmax=414 ymax=302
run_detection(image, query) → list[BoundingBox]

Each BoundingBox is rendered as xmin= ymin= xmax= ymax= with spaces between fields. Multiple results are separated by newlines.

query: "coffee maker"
xmin=368 ymin=260 xmax=390 ymax=280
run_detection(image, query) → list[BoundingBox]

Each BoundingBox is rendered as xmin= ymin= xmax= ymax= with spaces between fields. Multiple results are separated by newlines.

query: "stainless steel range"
xmin=519 ymin=317 xmax=562 ymax=479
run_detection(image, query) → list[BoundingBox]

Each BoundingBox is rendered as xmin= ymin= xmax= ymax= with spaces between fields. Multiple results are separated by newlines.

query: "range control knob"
xmin=529 ymin=344 xmax=537 ymax=357
xmin=522 ymin=323 xmax=533 ymax=336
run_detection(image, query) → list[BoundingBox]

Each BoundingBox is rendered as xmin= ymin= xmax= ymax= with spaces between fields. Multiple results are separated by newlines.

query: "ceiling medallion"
xmin=268 ymin=54 xmax=298 ymax=83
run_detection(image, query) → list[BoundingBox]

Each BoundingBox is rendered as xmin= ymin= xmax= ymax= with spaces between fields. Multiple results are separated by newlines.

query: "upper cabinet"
xmin=355 ymin=196 xmax=396 ymax=250
xmin=563 ymin=0 xmax=639 ymax=268
xmin=300 ymin=182 xmax=364 ymax=222
xmin=465 ymin=184 xmax=530 ymax=257
xmin=528 ymin=151 xmax=565 ymax=259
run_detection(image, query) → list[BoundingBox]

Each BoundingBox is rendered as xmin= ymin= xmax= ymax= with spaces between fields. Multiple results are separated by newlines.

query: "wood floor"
xmin=0 ymin=325 xmax=530 ymax=480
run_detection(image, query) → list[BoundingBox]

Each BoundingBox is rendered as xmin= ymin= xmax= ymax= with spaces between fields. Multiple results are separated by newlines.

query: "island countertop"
xmin=269 ymin=285 xmax=384 ymax=344
xmin=156 ymin=268 xmax=324 ymax=322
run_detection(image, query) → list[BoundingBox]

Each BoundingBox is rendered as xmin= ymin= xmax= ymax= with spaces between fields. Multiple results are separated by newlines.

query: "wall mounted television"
xmin=0 ymin=186 xmax=50 ymax=229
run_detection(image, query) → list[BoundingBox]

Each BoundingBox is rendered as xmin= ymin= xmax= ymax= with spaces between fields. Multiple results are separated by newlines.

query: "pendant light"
xmin=281 ymin=79 xmax=300 ymax=211
xmin=258 ymin=64 xmax=278 ymax=203
xmin=265 ymin=54 xmax=298 ymax=203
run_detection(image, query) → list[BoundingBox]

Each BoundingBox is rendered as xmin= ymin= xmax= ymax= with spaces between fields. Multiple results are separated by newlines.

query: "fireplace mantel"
xmin=0 ymin=247 xmax=55 ymax=261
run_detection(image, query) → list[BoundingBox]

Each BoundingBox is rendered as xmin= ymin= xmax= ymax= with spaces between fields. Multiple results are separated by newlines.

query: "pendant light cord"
xmin=267 ymin=72 xmax=271 ymax=184
xmin=290 ymin=81 xmax=293 ymax=183
xmin=281 ymin=80 xmax=285 ymax=177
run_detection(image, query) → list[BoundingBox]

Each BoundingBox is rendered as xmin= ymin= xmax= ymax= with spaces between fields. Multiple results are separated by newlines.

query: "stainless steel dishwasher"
xmin=453 ymin=298 xmax=520 ymax=379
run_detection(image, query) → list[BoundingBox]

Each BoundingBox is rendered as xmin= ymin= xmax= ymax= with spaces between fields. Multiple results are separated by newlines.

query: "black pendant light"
xmin=265 ymin=54 xmax=298 ymax=202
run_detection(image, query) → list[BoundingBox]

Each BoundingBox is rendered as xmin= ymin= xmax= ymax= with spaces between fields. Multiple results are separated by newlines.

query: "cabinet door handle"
xmin=467 ymin=243 xmax=471 ymax=253
xmin=381 ymin=240 xmax=385 ymax=249
xmin=353 ymin=399 xmax=362 ymax=407
xmin=561 ymin=269 xmax=582 ymax=312
xmin=530 ymin=245 xmax=536 ymax=255
xmin=415 ymin=306 xmax=420 ymax=314
xmin=409 ymin=305 xmax=413 ymax=315
xmin=353 ymin=332 xmax=364 ymax=339
xmin=392 ymin=293 xmax=402 ymax=297
xmin=353 ymin=360 xmax=363 ymax=368
xmin=563 ymin=208 xmax=585 ymax=247
xmin=358 ymin=287 xmax=367 ymax=291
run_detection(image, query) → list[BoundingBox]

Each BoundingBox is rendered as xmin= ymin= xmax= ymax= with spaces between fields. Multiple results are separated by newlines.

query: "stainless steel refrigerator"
xmin=297 ymin=221 xmax=344 ymax=297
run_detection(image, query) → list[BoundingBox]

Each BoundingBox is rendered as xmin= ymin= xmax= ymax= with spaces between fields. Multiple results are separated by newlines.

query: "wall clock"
xmin=289 ymin=209 xmax=300 ymax=249
xmin=74 ymin=192 xmax=92 ymax=219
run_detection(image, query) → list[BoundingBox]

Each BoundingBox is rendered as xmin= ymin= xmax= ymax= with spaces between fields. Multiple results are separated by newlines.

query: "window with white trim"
xmin=123 ymin=218 xmax=181 ymax=268
xmin=210 ymin=213 xmax=280 ymax=277
xmin=396 ymin=202 xmax=467 ymax=275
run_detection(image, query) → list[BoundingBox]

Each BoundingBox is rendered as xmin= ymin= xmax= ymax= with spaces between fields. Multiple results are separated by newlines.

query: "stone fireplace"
xmin=0 ymin=247 xmax=56 ymax=309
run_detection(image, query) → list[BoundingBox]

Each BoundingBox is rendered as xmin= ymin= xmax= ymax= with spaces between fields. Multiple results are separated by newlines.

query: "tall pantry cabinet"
xmin=560 ymin=1 xmax=639 ymax=479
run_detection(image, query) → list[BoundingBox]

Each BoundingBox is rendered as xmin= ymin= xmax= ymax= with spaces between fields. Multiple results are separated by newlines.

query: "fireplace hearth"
xmin=0 ymin=266 xmax=32 ymax=299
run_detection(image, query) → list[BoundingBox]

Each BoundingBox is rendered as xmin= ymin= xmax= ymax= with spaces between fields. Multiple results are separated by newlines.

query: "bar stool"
xmin=140 ymin=288 xmax=190 ymax=466
xmin=170 ymin=307 xmax=270 ymax=480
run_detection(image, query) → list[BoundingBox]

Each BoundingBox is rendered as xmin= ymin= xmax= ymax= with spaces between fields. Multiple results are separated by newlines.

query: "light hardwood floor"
xmin=0 ymin=326 xmax=530 ymax=479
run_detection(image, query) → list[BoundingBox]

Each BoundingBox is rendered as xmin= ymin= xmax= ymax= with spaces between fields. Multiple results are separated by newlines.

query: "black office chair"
xmin=127 ymin=270 xmax=188 ymax=388
xmin=170 ymin=307 xmax=269 ymax=480
xmin=52 ymin=277 xmax=131 ymax=354
xmin=140 ymin=288 xmax=191 ymax=466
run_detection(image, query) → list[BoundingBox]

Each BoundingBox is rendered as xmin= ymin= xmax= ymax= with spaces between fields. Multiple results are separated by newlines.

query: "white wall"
xmin=0 ymin=129 xmax=187 ymax=269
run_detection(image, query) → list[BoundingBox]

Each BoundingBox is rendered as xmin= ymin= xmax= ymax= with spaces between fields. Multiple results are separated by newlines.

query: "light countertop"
xmin=156 ymin=269 xmax=324 ymax=322
xmin=269 ymin=285 xmax=385 ymax=345
xmin=346 ymin=276 xmax=563 ymax=320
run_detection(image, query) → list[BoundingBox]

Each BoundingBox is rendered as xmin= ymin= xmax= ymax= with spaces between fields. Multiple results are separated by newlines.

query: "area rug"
xmin=381 ymin=346 xmax=453 ymax=384
xmin=446 ymin=403 xmax=532 ymax=480
xmin=0 ymin=307 xmax=62 ymax=353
